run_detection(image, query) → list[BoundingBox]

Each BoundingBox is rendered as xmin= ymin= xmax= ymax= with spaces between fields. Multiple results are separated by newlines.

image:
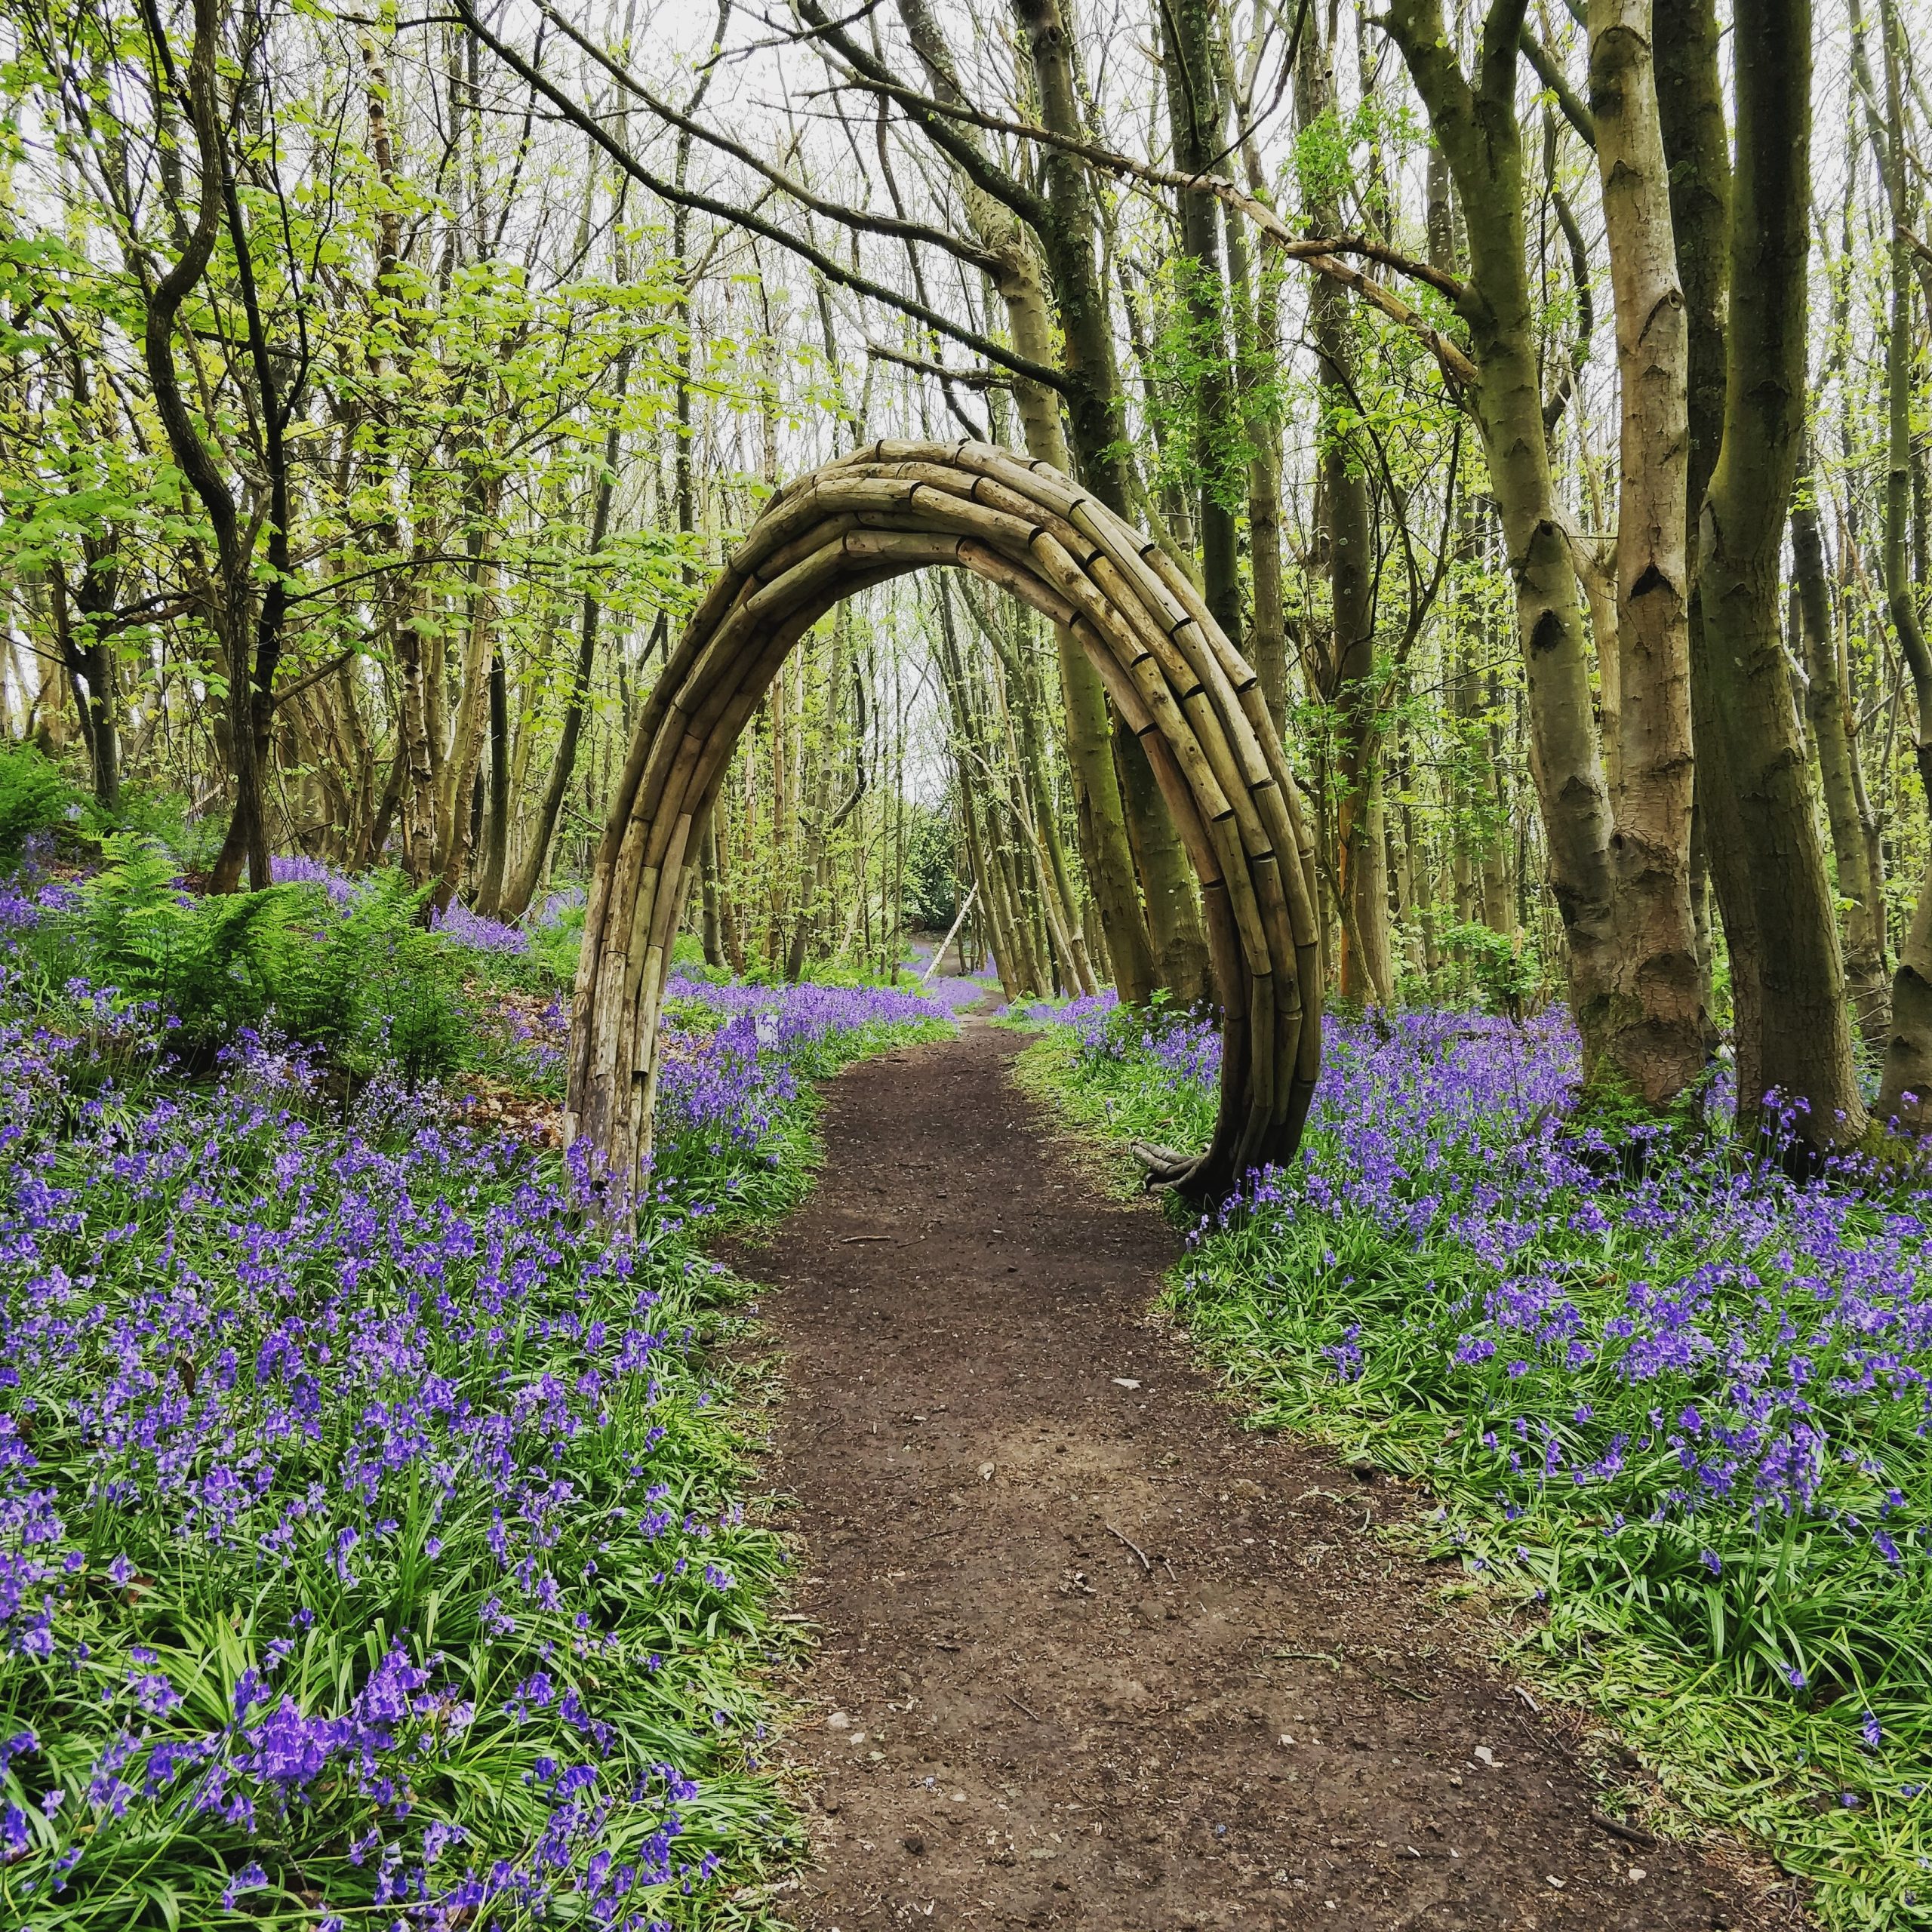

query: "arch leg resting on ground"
xmin=562 ymin=438 xmax=1324 ymax=1203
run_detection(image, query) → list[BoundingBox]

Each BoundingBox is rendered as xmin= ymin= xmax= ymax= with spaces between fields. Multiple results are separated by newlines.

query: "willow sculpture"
xmin=564 ymin=438 xmax=1324 ymax=1202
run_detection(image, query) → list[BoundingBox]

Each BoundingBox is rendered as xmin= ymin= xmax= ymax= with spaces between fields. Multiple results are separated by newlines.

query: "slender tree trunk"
xmin=700 ymin=818 xmax=726 ymax=968
xmin=972 ymin=586 xmax=1097 ymax=994
xmin=1794 ymin=472 xmax=1889 ymax=1044
xmin=433 ymin=473 xmax=499 ymax=909
xmin=1297 ymin=16 xmax=1390 ymax=1006
xmin=1875 ymin=0 xmax=1932 ymax=1124
xmin=137 ymin=0 xmax=274 ymax=892
xmin=395 ymin=574 xmax=440 ymax=887
xmin=475 ymin=652 xmax=511 ymax=914
xmin=502 ymin=357 xmax=634 ymax=918
xmin=1013 ymin=0 xmax=1211 ymax=1004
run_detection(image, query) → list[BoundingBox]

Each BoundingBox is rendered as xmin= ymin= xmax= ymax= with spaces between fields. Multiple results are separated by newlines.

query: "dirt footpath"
xmin=739 ymin=1023 xmax=1796 ymax=1931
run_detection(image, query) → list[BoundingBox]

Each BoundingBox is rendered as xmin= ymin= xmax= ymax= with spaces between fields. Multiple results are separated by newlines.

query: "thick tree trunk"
xmin=1586 ymin=0 xmax=1707 ymax=1098
xmin=1160 ymin=0 xmax=1241 ymax=647
xmin=1697 ymin=0 xmax=1865 ymax=1146
xmin=1655 ymin=0 xmax=1736 ymax=1048
xmin=1384 ymin=0 xmax=1623 ymax=1072
xmin=1013 ymin=0 xmax=1211 ymax=1005
xmin=1219 ymin=29 xmax=1289 ymax=734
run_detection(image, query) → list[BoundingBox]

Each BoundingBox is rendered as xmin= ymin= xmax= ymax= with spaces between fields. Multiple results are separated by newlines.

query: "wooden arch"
xmin=563 ymin=438 xmax=1323 ymax=1203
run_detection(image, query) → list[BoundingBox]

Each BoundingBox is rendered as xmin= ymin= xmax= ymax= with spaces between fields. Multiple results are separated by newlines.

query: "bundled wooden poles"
xmin=564 ymin=438 xmax=1324 ymax=1201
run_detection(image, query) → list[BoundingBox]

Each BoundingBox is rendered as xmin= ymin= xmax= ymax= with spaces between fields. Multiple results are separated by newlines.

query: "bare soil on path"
xmin=734 ymin=1023 xmax=1796 ymax=1931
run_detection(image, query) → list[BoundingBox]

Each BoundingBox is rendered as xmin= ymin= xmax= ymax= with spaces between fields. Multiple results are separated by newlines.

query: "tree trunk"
xmin=395 ymin=583 xmax=440 ymax=887
xmin=1794 ymin=464 xmax=1890 ymax=1044
xmin=1696 ymin=0 xmax=1865 ymax=1146
xmin=1297 ymin=14 xmax=1390 ymax=1007
xmin=1384 ymin=1 xmax=1624 ymax=1071
xmin=1218 ymin=27 xmax=1288 ymax=734
xmin=896 ymin=0 xmax=1159 ymax=1003
xmin=433 ymin=475 xmax=499 ymax=909
xmin=1013 ymin=0 xmax=1210 ymax=1004
xmin=475 ymin=651 xmax=511 ymax=914
xmin=700 ymin=817 xmax=726 ymax=968
xmin=1586 ymin=0 xmax=1707 ymax=1098
xmin=1159 ymin=0 xmax=1241 ymax=646
xmin=1874 ymin=0 xmax=1932 ymax=1125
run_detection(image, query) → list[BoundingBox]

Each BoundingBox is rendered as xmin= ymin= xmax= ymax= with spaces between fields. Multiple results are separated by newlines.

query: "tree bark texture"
xmin=1384 ymin=0 xmax=1634 ymax=1087
xmin=1012 ymin=0 xmax=1211 ymax=1006
xmin=1793 ymin=472 xmax=1890 ymax=1045
xmin=1585 ymin=0 xmax=1708 ymax=1100
xmin=896 ymin=0 xmax=1160 ymax=1003
xmin=1874 ymin=0 xmax=1932 ymax=1127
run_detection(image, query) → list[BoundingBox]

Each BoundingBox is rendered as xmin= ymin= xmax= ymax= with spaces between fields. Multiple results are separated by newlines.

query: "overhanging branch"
xmin=818 ymin=66 xmax=1478 ymax=387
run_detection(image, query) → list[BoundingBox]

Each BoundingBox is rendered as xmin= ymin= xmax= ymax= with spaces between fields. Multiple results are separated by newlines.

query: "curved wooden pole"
xmin=565 ymin=438 xmax=1324 ymax=1203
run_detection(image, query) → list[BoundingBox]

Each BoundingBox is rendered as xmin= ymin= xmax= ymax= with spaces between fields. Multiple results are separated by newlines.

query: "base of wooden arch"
xmin=563 ymin=438 xmax=1323 ymax=1204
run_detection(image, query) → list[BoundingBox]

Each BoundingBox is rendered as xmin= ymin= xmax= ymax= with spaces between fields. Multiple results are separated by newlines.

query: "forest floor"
xmin=729 ymin=1019 xmax=1803 ymax=1932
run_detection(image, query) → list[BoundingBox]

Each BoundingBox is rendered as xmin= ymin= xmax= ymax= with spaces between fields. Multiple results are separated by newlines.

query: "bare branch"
xmin=451 ymin=0 xmax=1073 ymax=393
xmin=527 ymin=0 xmax=1008 ymax=277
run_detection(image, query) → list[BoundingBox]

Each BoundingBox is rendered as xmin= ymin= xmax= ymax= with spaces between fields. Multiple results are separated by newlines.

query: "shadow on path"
xmin=739 ymin=1023 xmax=1792 ymax=1930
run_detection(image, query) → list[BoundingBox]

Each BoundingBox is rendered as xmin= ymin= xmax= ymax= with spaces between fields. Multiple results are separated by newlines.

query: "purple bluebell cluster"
xmin=918 ymin=973 xmax=995 ymax=1013
xmin=269 ymin=854 xmax=358 ymax=907
xmin=0 ymin=888 xmax=958 ymax=1924
xmin=0 ymin=873 xmax=76 ymax=936
xmin=531 ymin=887 xmax=588 ymax=931
xmin=663 ymin=972 xmax=950 ymax=1041
xmin=654 ymin=976 xmax=952 ymax=1194
xmin=0 ymin=1023 xmax=789 ymax=1926
xmin=429 ymin=900 xmax=531 ymax=957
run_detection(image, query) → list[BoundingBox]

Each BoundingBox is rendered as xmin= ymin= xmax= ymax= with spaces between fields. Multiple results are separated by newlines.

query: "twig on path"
xmin=1005 ymin=1690 xmax=1043 ymax=1722
xmin=1103 ymin=1521 xmax=1152 ymax=1573
xmin=1358 ymin=1663 xmax=1433 ymax=1703
xmin=1272 ymin=1643 xmax=1432 ymax=1703
xmin=840 ymin=1235 xmax=894 ymax=1243
xmin=1590 ymin=1811 xmax=1655 ymax=1847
